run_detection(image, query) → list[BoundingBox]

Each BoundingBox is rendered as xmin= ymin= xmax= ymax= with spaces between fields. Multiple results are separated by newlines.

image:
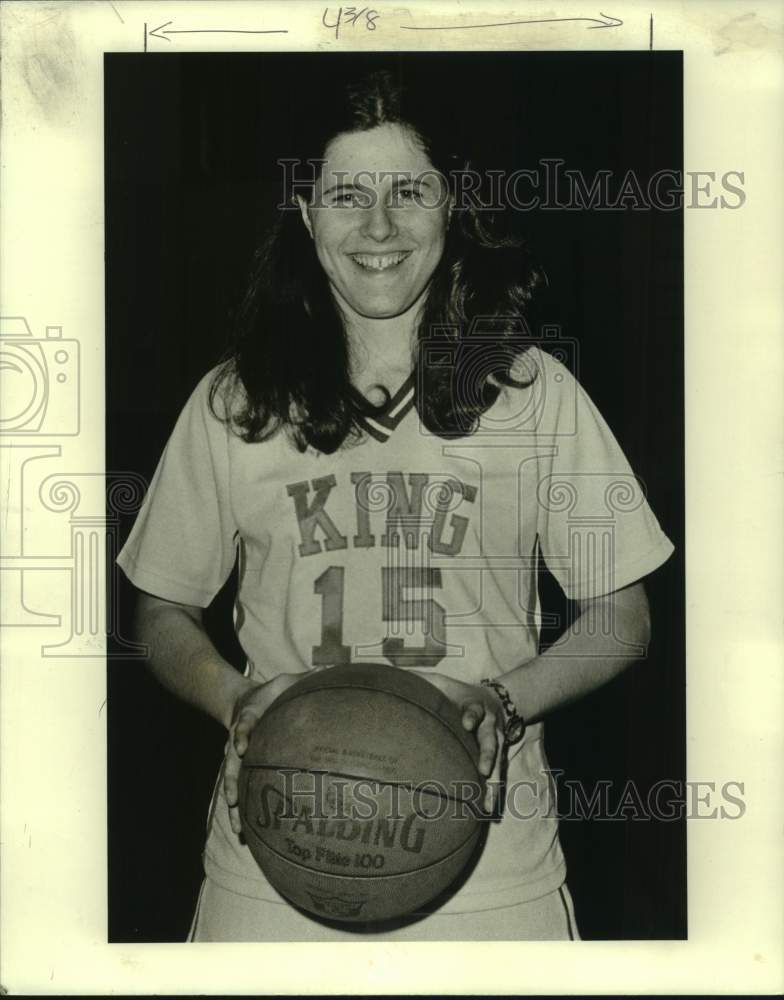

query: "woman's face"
xmin=297 ymin=123 xmax=451 ymax=324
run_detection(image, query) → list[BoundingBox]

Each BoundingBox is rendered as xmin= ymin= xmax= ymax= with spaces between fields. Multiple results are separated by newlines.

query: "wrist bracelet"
xmin=481 ymin=678 xmax=526 ymax=748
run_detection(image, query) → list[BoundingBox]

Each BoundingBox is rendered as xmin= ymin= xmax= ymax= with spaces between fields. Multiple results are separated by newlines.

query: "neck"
xmin=344 ymin=311 xmax=419 ymax=382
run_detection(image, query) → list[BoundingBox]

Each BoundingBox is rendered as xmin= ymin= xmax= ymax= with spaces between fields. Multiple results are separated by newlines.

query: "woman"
xmin=117 ymin=69 xmax=673 ymax=940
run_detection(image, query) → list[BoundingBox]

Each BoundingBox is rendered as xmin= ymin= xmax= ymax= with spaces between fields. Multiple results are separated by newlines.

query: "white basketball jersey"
xmin=118 ymin=346 xmax=673 ymax=912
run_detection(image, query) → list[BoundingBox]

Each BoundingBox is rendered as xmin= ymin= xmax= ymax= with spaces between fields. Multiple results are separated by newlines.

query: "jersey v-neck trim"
xmin=349 ymin=372 xmax=416 ymax=443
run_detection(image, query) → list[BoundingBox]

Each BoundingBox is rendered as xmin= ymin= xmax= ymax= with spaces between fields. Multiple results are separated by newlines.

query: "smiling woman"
xmin=296 ymin=123 xmax=452 ymax=406
xmin=209 ymin=68 xmax=547 ymax=452
xmin=298 ymin=124 xmax=450 ymax=316
xmin=115 ymin=63 xmax=676 ymax=942
xmin=297 ymin=123 xmax=451 ymax=326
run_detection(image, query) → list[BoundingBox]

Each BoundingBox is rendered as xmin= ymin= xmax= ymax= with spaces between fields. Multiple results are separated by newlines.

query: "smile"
xmin=349 ymin=251 xmax=412 ymax=271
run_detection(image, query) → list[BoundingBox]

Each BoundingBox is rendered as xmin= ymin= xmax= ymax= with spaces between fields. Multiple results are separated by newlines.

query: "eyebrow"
xmin=391 ymin=176 xmax=437 ymax=190
xmin=321 ymin=181 xmax=367 ymax=198
xmin=320 ymin=175 xmax=437 ymax=198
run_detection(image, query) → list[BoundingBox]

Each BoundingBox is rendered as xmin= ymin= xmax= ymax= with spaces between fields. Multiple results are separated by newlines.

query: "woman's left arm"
xmin=421 ymin=580 xmax=652 ymax=811
xmin=498 ymin=578 xmax=652 ymax=725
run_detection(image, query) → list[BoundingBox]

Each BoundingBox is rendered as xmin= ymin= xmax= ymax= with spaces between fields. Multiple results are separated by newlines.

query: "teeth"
xmin=350 ymin=252 xmax=410 ymax=271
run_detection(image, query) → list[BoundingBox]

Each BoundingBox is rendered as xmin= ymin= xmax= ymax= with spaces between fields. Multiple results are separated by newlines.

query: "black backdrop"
xmin=106 ymin=51 xmax=684 ymax=941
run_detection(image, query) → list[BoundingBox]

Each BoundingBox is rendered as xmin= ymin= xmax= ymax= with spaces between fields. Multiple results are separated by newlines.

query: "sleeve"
xmin=116 ymin=369 xmax=239 ymax=607
xmin=534 ymin=351 xmax=674 ymax=601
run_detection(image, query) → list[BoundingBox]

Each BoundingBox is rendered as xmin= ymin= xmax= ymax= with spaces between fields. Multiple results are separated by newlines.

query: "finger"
xmin=483 ymin=780 xmax=496 ymax=816
xmin=224 ymin=751 xmax=239 ymax=807
xmin=232 ymin=708 xmax=257 ymax=757
xmin=224 ymin=745 xmax=244 ymax=834
xmin=475 ymin=711 xmax=499 ymax=777
xmin=225 ymin=715 xmax=253 ymax=836
xmin=484 ymin=737 xmax=505 ymax=815
xmin=462 ymin=700 xmax=486 ymax=732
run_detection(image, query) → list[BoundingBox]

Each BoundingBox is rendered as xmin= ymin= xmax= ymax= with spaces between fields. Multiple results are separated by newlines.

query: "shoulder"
xmin=486 ymin=345 xmax=579 ymax=435
xmin=189 ymin=361 xmax=246 ymax=425
xmin=162 ymin=363 xmax=243 ymax=454
xmin=508 ymin=345 xmax=576 ymax=387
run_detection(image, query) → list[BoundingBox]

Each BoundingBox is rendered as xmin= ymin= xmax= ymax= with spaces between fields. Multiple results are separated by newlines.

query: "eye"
xmin=330 ymin=189 xmax=375 ymax=208
xmin=390 ymin=187 xmax=422 ymax=207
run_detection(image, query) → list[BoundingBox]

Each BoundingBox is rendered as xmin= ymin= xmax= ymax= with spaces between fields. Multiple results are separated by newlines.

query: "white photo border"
xmin=1 ymin=0 xmax=782 ymax=993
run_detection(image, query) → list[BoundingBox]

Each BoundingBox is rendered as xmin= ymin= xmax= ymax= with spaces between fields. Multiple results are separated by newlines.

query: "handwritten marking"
xmin=164 ymin=29 xmax=289 ymax=34
xmin=650 ymin=13 xmax=653 ymax=50
xmin=399 ymin=13 xmax=623 ymax=31
xmin=322 ymin=7 xmax=380 ymax=40
xmin=148 ymin=20 xmax=288 ymax=43
xmin=148 ymin=19 xmax=172 ymax=41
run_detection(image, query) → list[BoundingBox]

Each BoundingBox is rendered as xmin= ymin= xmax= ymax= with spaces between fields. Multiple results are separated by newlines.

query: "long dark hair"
xmin=211 ymin=67 xmax=546 ymax=453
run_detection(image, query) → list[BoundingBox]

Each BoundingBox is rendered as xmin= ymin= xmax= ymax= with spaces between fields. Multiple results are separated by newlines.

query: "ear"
xmin=295 ymin=194 xmax=314 ymax=239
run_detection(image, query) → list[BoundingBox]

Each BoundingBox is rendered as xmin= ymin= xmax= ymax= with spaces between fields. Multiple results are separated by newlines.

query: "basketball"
xmin=238 ymin=662 xmax=486 ymax=923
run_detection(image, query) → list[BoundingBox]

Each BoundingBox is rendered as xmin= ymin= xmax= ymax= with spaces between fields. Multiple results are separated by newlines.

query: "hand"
xmin=223 ymin=672 xmax=303 ymax=836
xmin=417 ymin=673 xmax=506 ymax=816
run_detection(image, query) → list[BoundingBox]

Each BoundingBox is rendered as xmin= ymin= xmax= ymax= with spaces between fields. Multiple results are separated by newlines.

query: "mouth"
xmin=348 ymin=251 xmax=412 ymax=272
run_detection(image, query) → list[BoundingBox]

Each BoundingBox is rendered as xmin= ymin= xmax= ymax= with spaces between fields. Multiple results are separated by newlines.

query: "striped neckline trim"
xmin=350 ymin=373 xmax=416 ymax=443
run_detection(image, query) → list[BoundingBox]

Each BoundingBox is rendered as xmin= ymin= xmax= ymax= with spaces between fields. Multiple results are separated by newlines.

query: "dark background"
xmin=106 ymin=52 xmax=684 ymax=941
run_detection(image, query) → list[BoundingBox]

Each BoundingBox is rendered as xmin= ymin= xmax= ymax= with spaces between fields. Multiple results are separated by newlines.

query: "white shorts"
xmin=187 ymin=877 xmax=580 ymax=942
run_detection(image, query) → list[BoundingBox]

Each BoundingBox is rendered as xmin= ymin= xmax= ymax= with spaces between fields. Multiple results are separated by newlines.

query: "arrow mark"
xmin=399 ymin=12 xmax=623 ymax=31
xmin=148 ymin=21 xmax=288 ymax=42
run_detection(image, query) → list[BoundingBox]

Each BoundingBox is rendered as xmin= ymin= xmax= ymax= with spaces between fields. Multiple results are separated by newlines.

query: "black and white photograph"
xmin=107 ymin=50 xmax=684 ymax=943
xmin=1 ymin=1 xmax=782 ymax=993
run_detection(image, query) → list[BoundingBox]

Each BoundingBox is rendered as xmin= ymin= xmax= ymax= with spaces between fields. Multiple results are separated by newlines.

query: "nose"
xmin=360 ymin=200 xmax=398 ymax=242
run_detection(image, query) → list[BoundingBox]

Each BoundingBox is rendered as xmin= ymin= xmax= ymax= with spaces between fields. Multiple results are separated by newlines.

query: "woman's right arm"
xmin=135 ymin=590 xmax=254 ymax=730
xmin=134 ymin=589 xmax=302 ymax=834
